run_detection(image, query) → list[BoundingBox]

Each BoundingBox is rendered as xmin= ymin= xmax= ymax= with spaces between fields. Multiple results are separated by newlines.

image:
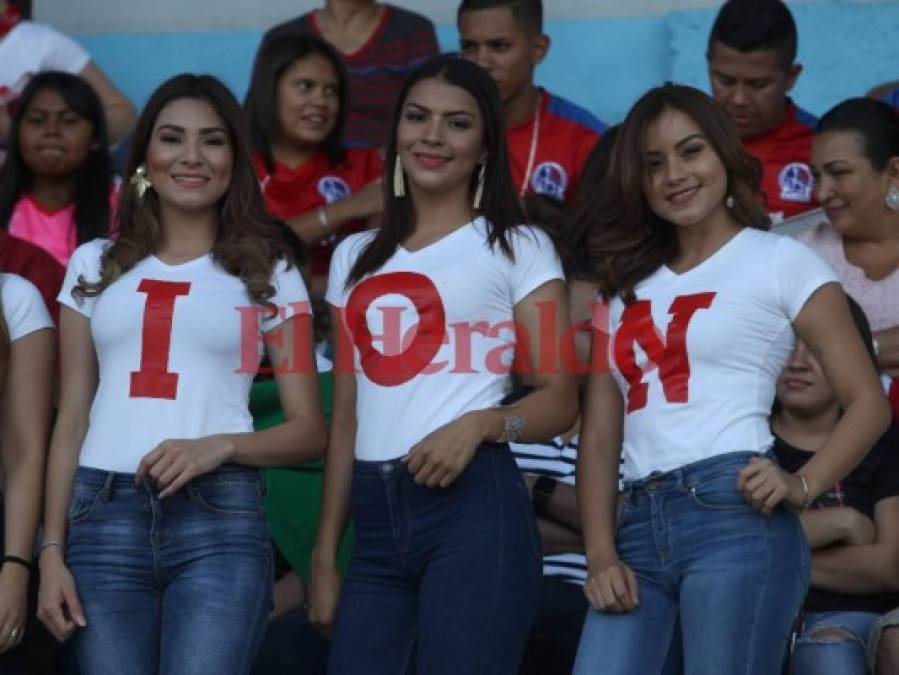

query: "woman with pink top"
xmin=0 ymin=71 xmax=114 ymax=266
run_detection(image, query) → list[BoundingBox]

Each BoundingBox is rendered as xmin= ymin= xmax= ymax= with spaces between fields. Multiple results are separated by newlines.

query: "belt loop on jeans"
xmin=100 ymin=472 xmax=115 ymax=502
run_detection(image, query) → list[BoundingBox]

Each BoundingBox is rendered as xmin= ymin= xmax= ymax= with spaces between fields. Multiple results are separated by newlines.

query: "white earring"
xmin=473 ymin=164 xmax=485 ymax=209
xmin=393 ymin=157 xmax=405 ymax=198
xmin=886 ymin=185 xmax=899 ymax=211
xmin=725 ymin=195 xmax=735 ymax=209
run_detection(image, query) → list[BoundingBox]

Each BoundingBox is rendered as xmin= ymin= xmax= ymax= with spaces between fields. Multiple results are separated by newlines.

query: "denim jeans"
xmin=520 ymin=577 xmax=590 ymax=675
xmin=574 ymin=451 xmax=810 ymax=675
xmin=328 ymin=442 xmax=542 ymax=675
xmin=790 ymin=610 xmax=880 ymax=675
xmin=65 ymin=465 xmax=274 ymax=675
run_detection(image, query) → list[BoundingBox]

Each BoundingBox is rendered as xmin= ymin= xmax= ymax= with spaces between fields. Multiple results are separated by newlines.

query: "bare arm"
xmin=525 ymin=474 xmax=581 ymax=532
xmin=0 ymin=327 xmax=54 ymax=653
xmin=1 ymin=328 xmax=54 ymax=561
xmin=137 ymin=314 xmax=327 ymax=495
xmin=308 ymin=304 xmax=357 ymax=635
xmin=286 ymin=180 xmax=383 ymax=247
xmin=77 ymin=61 xmax=136 ymax=145
xmin=800 ymin=507 xmax=875 ymax=549
xmin=792 ymin=284 xmax=893 ymax=501
xmin=536 ymin=516 xmax=583 ymax=555
xmin=38 ymin=307 xmax=97 ymax=640
xmin=810 ymin=497 xmax=899 ymax=594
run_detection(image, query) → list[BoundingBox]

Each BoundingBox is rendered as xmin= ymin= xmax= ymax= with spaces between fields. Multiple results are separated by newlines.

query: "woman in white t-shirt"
xmin=35 ymin=74 xmax=326 ymax=675
xmin=308 ymin=55 xmax=577 ymax=674
xmin=0 ymin=274 xmax=53 ymax=667
xmin=574 ymin=84 xmax=891 ymax=675
xmin=0 ymin=0 xmax=135 ymax=148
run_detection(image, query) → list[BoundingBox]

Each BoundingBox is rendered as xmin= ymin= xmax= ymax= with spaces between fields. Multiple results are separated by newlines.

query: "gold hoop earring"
xmin=473 ymin=164 xmax=486 ymax=210
xmin=393 ymin=157 xmax=405 ymax=198
xmin=130 ymin=164 xmax=152 ymax=200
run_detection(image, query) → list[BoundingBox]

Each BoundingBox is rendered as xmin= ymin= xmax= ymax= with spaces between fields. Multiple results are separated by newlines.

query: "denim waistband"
xmin=621 ymin=450 xmax=771 ymax=498
xmin=73 ymin=463 xmax=260 ymax=495
xmin=352 ymin=442 xmax=509 ymax=477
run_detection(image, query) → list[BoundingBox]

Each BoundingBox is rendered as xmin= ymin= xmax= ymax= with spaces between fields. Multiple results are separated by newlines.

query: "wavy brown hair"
xmin=579 ymin=84 xmax=769 ymax=303
xmin=73 ymin=74 xmax=292 ymax=309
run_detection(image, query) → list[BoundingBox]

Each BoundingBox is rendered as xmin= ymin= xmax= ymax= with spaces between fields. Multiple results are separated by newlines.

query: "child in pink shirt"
xmin=0 ymin=71 xmax=114 ymax=265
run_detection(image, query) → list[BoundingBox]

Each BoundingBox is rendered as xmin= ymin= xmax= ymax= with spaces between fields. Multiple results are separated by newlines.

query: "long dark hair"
xmin=347 ymin=55 xmax=525 ymax=286
xmin=245 ymin=34 xmax=349 ymax=172
xmin=74 ymin=74 xmax=291 ymax=308
xmin=815 ymin=98 xmax=899 ymax=172
xmin=0 ymin=71 xmax=112 ymax=243
xmin=585 ymin=84 xmax=769 ymax=303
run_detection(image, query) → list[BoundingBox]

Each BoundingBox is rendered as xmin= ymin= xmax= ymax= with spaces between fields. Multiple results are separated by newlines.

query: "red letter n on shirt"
xmin=613 ymin=292 xmax=716 ymax=413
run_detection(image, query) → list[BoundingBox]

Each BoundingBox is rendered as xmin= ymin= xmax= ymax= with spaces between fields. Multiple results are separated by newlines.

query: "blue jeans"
xmin=328 ymin=442 xmax=542 ymax=675
xmin=65 ymin=465 xmax=274 ymax=675
xmin=790 ymin=610 xmax=880 ymax=675
xmin=574 ymin=451 xmax=810 ymax=675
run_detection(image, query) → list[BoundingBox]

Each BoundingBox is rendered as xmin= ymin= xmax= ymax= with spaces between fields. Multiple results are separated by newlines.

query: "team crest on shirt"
xmin=778 ymin=162 xmax=814 ymax=202
xmin=531 ymin=162 xmax=568 ymax=200
xmin=317 ymin=176 xmax=351 ymax=203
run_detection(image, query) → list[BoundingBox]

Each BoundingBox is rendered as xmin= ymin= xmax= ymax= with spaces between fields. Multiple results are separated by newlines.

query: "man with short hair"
xmin=707 ymin=0 xmax=817 ymax=222
xmin=458 ymin=0 xmax=606 ymax=203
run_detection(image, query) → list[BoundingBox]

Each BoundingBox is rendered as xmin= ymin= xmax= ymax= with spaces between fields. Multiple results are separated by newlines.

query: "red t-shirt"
xmin=254 ymin=148 xmax=383 ymax=277
xmin=743 ymin=101 xmax=818 ymax=223
xmin=506 ymin=90 xmax=606 ymax=202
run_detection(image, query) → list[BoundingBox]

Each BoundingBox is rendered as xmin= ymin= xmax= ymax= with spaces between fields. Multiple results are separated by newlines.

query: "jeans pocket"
xmin=189 ymin=478 xmax=263 ymax=517
xmin=687 ymin=467 xmax=751 ymax=512
xmin=66 ymin=492 xmax=99 ymax=525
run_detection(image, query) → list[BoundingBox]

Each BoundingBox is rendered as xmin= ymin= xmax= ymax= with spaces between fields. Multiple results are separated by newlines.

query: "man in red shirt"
xmin=707 ymin=0 xmax=817 ymax=223
xmin=458 ymin=0 xmax=606 ymax=203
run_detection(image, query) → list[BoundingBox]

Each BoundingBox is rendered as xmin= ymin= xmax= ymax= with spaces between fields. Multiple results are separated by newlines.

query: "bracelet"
xmin=317 ymin=206 xmax=330 ymax=232
xmin=796 ymin=473 xmax=813 ymax=510
xmin=39 ymin=540 xmax=65 ymax=556
xmin=497 ymin=414 xmax=526 ymax=443
xmin=2 ymin=555 xmax=32 ymax=573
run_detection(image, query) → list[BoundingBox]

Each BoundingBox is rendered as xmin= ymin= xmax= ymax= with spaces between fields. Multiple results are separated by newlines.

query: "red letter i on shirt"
xmin=130 ymin=279 xmax=191 ymax=399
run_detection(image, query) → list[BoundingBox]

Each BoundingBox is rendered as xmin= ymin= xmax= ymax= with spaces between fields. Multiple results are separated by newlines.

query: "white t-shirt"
xmin=0 ymin=22 xmax=90 ymax=104
xmin=1 ymin=273 xmax=53 ymax=341
xmin=58 ymin=239 xmax=310 ymax=473
xmin=595 ymin=228 xmax=837 ymax=481
xmin=326 ymin=218 xmax=563 ymax=461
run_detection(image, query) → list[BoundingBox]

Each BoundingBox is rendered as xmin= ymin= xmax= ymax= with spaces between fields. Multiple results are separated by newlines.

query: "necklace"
xmin=518 ymin=91 xmax=543 ymax=198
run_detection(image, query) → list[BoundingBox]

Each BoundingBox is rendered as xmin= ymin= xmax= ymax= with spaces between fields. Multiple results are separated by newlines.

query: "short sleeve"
xmin=32 ymin=23 xmax=90 ymax=74
xmin=1 ymin=274 xmax=53 ymax=341
xmin=57 ymin=239 xmax=108 ymax=317
xmin=773 ymin=235 xmax=839 ymax=321
xmin=261 ymin=260 xmax=312 ymax=333
xmin=507 ymin=226 xmax=564 ymax=305
xmin=325 ymin=232 xmax=374 ymax=308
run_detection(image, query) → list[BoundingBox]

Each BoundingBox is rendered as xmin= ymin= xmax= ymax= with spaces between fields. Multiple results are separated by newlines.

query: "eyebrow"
xmin=644 ymin=133 xmax=706 ymax=155
xmin=822 ymin=159 xmax=851 ymax=170
xmin=156 ymin=124 xmax=228 ymax=135
xmin=404 ymin=102 xmax=475 ymax=117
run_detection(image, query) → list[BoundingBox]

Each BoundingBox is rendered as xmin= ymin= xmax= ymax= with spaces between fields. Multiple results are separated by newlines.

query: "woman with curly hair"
xmin=574 ymin=84 xmax=890 ymax=674
xmin=36 ymin=74 xmax=326 ymax=675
